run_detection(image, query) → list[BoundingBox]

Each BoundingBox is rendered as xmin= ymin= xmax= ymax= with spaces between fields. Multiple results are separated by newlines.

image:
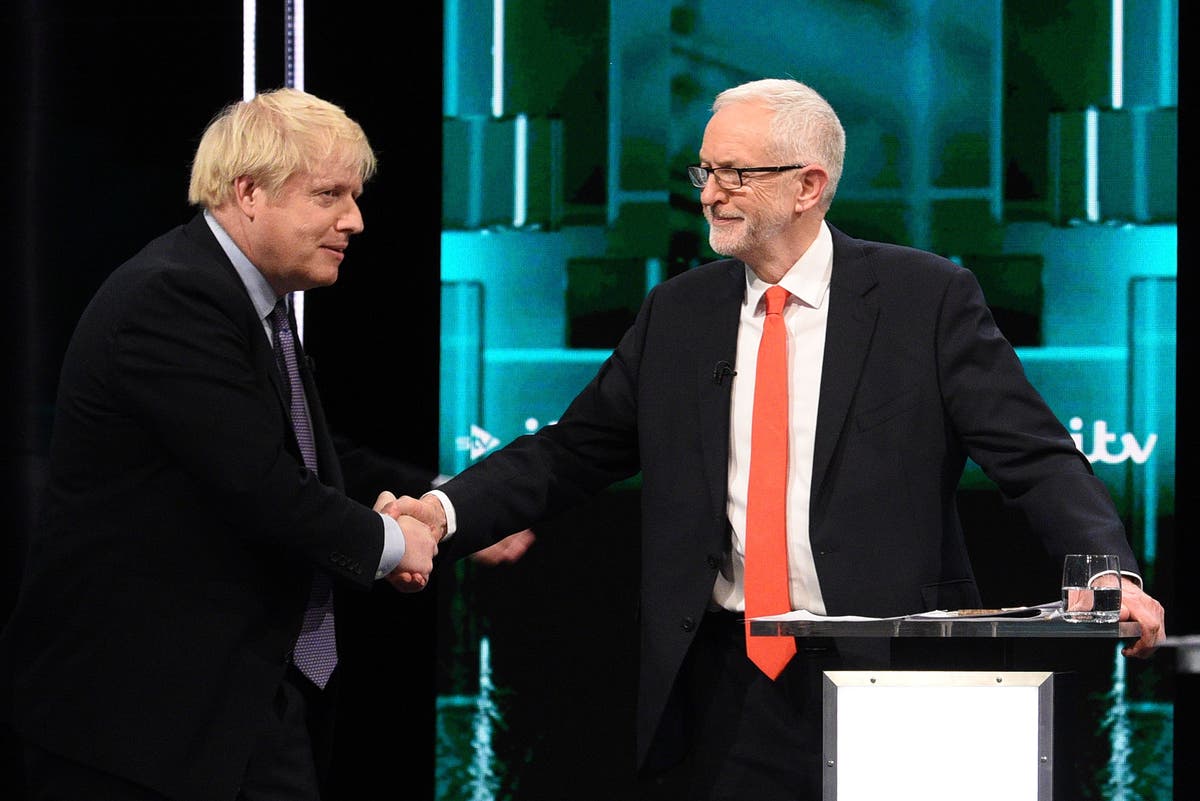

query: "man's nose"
xmin=699 ymin=173 xmax=728 ymax=205
xmin=340 ymin=198 xmax=364 ymax=234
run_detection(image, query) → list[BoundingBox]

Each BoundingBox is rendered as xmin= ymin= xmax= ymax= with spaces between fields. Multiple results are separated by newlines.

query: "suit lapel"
xmin=811 ymin=229 xmax=879 ymax=502
xmin=185 ymin=213 xmax=295 ymax=428
xmin=694 ymin=261 xmax=746 ymax=521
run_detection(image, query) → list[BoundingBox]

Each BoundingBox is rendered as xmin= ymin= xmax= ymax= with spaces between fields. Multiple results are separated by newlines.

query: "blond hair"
xmin=188 ymin=88 xmax=376 ymax=208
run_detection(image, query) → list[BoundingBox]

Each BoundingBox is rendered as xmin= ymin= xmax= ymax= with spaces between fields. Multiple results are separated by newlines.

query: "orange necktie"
xmin=744 ymin=284 xmax=796 ymax=679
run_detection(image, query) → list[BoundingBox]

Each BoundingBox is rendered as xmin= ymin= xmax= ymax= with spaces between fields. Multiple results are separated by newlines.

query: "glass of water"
xmin=1061 ymin=554 xmax=1122 ymax=622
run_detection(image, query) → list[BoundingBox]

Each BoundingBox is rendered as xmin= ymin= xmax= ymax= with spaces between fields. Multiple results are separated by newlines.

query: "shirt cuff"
xmin=424 ymin=489 xmax=457 ymax=540
xmin=375 ymin=512 xmax=406 ymax=579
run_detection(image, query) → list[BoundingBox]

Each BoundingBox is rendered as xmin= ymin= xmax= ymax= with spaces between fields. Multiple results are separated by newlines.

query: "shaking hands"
xmin=373 ymin=491 xmax=442 ymax=592
xmin=372 ymin=491 xmax=537 ymax=592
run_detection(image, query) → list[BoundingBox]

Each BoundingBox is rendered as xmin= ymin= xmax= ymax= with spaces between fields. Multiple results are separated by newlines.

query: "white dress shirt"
xmin=713 ymin=221 xmax=834 ymax=615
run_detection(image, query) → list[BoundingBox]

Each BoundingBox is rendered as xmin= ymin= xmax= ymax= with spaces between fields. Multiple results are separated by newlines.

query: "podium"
xmin=750 ymin=613 xmax=1140 ymax=801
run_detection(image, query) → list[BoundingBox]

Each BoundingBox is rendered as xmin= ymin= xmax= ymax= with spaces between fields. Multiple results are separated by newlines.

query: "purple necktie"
xmin=270 ymin=298 xmax=337 ymax=689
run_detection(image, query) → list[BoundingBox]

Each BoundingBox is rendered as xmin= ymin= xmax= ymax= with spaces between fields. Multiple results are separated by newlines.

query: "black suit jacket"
xmin=435 ymin=223 xmax=1138 ymax=767
xmin=0 ymin=214 xmax=420 ymax=801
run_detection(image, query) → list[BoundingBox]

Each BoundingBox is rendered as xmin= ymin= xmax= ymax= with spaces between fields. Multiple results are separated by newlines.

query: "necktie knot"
xmin=764 ymin=285 xmax=789 ymax=316
xmin=269 ymin=299 xmax=290 ymax=333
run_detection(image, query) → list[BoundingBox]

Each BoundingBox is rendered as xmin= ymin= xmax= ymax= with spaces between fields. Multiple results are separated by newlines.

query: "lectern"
xmin=750 ymin=613 xmax=1140 ymax=800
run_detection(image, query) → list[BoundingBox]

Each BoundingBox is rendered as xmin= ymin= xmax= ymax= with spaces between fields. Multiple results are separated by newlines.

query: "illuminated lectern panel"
xmin=823 ymin=671 xmax=1054 ymax=801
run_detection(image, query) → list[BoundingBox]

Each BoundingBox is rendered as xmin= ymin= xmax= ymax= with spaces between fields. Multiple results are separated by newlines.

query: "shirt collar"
xmin=203 ymin=209 xmax=281 ymax=324
xmin=744 ymin=220 xmax=834 ymax=312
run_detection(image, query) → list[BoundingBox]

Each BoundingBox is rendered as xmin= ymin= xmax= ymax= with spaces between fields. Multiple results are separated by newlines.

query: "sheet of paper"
xmin=906 ymin=602 xmax=1060 ymax=620
xmin=751 ymin=601 xmax=1062 ymax=623
xmin=751 ymin=609 xmax=906 ymax=622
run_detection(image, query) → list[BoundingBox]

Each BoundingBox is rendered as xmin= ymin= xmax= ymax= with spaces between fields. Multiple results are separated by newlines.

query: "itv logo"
xmin=1067 ymin=417 xmax=1158 ymax=465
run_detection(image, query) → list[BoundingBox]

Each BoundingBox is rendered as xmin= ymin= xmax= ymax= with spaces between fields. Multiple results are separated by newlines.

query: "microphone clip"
xmin=712 ymin=361 xmax=736 ymax=385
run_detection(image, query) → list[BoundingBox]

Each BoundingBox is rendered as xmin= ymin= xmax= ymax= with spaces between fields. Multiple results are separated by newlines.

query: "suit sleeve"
xmin=935 ymin=265 xmax=1137 ymax=570
xmin=435 ymin=286 xmax=654 ymax=561
xmin=107 ymin=266 xmax=383 ymax=585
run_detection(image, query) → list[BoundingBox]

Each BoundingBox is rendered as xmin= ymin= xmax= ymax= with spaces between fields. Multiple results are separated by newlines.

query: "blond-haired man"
xmin=1 ymin=89 xmax=437 ymax=801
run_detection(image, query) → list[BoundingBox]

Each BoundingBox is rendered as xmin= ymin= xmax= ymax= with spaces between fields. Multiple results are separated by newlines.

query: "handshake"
xmin=371 ymin=491 xmax=535 ymax=592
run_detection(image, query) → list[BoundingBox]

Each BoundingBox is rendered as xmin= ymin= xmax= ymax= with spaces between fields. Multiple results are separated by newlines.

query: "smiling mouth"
xmin=705 ymin=205 xmax=739 ymax=224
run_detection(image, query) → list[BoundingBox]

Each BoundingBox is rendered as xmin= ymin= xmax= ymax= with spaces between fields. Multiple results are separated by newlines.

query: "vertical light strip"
xmin=1158 ymin=0 xmax=1175 ymax=106
xmin=1105 ymin=644 xmax=1133 ymax=799
xmin=293 ymin=0 xmax=305 ymax=91
xmin=513 ymin=113 xmax=527 ymax=227
xmin=1111 ymin=0 xmax=1124 ymax=109
xmin=1133 ymin=279 xmax=1162 ymax=572
xmin=902 ymin=0 xmax=934 ymax=249
xmin=606 ymin=11 xmax=620 ymax=225
xmin=470 ymin=636 xmax=498 ymax=799
xmin=1085 ymin=106 xmax=1100 ymax=222
xmin=491 ymin=0 xmax=504 ymax=117
xmin=284 ymin=1 xmax=308 ymax=339
xmin=242 ymin=0 xmax=256 ymax=100
xmin=1131 ymin=107 xmax=1148 ymax=221
xmin=444 ymin=0 xmax=459 ymax=116
xmin=468 ymin=118 xmax=484 ymax=226
xmin=644 ymin=258 xmax=664 ymax=296
xmin=989 ymin=0 xmax=1004 ymax=221
xmin=284 ymin=1 xmax=294 ymax=87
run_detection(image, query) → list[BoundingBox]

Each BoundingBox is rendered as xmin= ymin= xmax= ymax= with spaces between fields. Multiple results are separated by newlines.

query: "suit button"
xmin=681 ymin=616 xmax=695 ymax=632
xmin=706 ymin=554 xmax=721 ymax=569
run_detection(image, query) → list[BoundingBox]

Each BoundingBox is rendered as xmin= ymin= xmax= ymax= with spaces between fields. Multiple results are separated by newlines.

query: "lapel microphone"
xmin=712 ymin=361 xmax=736 ymax=385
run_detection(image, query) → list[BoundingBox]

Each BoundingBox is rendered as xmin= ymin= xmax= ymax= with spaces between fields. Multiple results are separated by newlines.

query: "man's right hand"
xmin=391 ymin=494 xmax=449 ymax=542
xmin=376 ymin=493 xmax=439 ymax=592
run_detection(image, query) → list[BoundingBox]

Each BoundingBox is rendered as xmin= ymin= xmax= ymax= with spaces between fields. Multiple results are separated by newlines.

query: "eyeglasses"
xmin=686 ymin=163 xmax=807 ymax=190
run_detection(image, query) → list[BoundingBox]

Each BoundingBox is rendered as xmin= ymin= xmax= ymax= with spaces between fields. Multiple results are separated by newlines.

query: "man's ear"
xmin=794 ymin=166 xmax=829 ymax=214
xmin=232 ymin=175 xmax=260 ymax=219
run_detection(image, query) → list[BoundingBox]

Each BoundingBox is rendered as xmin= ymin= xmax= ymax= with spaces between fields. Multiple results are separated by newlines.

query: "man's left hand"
xmin=1120 ymin=580 xmax=1166 ymax=658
